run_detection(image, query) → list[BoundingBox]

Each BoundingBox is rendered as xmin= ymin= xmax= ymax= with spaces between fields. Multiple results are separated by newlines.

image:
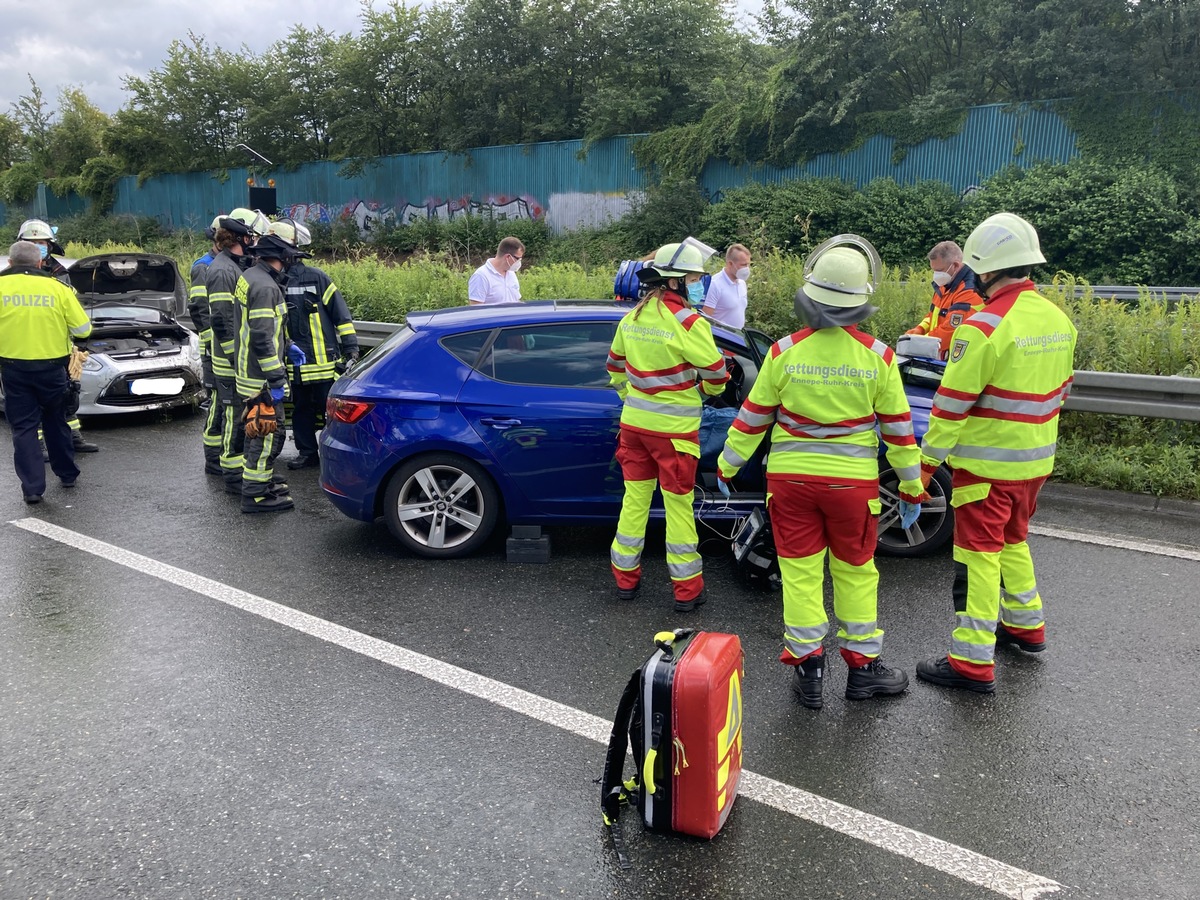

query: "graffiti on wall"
xmin=279 ymin=194 xmax=545 ymax=234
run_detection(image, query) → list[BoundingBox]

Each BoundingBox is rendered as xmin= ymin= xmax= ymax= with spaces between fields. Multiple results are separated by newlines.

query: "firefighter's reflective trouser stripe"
xmin=610 ymin=428 xmax=703 ymax=603
xmin=203 ymin=393 xmax=226 ymax=462
xmin=768 ymin=479 xmax=884 ymax=668
xmin=242 ymin=403 xmax=286 ymax=499
xmin=948 ymin=473 xmax=1048 ymax=680
xmin=214 ymin=374 xmax=244 ymax=476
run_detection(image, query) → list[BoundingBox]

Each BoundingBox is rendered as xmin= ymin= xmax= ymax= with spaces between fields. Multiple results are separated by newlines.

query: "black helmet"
xmin=249 ymin=233 xmax=304 ymax=261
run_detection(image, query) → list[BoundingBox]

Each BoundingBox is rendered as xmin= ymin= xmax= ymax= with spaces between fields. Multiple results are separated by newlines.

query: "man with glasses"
xmin=468 ymin=237 xmax=524 ymax=305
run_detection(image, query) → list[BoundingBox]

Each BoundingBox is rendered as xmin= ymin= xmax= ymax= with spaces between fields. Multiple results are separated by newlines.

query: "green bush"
xmin=620 ymin=177 xmax=709 ymax=253
xmin=1 ymin=161 xmax=41 ymax=207
xmin=843 ymin=179 xmax=960 ymax=266
xmin=959 ymin=160 xmax=1199 ymax=284
xmin=701 ymin=178 xmax=857 ymax=257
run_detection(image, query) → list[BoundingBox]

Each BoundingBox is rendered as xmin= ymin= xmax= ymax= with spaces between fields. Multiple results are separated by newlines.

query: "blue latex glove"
xmin=899 ymin=500 xmax=921 ymax=529
xmin=286 ymin=344 xmax=307 ymax=365
xmin=717 ymin=479 xmax=731 ymax=498
xmin=269 ymin=386 xmax=286 ymax=403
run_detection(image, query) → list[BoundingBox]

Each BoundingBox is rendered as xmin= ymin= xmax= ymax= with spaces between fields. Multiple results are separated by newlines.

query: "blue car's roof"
xmin=405 ymin=300 xmax=751 ymax=346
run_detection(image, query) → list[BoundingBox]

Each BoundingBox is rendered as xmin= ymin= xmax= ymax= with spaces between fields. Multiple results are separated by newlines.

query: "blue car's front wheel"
xmin=383 ymin=453 xmax=501 ymax=558
xmin=876 ymin=464 xmax=954 ymax=557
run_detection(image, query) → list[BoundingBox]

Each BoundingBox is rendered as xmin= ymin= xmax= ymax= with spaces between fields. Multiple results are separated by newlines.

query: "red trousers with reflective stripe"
xmin=611 ymin=429 xmax=703 ymax=602
xmin=768 ymin=479 xmax=882 ymax=668
xmin=950 ymin=473 xmax=1047 ymax=681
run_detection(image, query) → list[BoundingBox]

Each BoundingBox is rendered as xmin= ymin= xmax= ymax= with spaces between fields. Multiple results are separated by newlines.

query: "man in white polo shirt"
xmin=702 ymin=243 xmax=751 ymax=328
xmin=468 ymin=236 xmax=524 ymax=305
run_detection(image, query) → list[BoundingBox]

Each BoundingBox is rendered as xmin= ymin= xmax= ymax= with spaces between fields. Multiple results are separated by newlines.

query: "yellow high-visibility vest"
xmin=719 ymin=325 xmax=921 ymax=492
xmin=0 ymin=268 xmax=91 ymax=360
xmin=921 ymin=281 xmax=1077 ymax=482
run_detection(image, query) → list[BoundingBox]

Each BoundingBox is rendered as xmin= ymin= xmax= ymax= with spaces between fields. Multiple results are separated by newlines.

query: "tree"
xmin=0 ymin=113 xmax=24 ymax=170
xmin=44 ymin=88 xmax=109 ymax=179
xmin=10 ymin=77 xmax=53 ymax=169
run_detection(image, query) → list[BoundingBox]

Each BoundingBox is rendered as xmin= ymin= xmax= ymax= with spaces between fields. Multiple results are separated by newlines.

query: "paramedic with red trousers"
xmin=916 ymin=213 xmax=1078 ymax=694
xmin=607 ymin=240 xmax=729 ymax=612
xmin=717 ymin=236 xmax=923 ymax=709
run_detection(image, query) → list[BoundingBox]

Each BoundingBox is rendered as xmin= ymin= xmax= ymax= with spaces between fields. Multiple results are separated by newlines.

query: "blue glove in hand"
xmin=717 ymin=479 xmax=731 ymax=499
xmin=899 ymin=500 xmax=921 ymax=529
xmin=286 ymin=344 xmax=307 ymax=365
xmin=269 ymin=386 xmax=286 ymax=403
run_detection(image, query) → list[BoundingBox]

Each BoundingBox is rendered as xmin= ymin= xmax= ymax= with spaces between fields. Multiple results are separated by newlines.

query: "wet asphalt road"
xmin=1 ymin=412 xmax=1198 ymax=900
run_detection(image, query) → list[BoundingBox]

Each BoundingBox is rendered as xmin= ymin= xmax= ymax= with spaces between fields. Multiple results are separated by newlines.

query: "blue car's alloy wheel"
xmin=876 ymin=464 xmax=954 ymax=557
xmin=383 ymin=453 xmax=501 ymax=558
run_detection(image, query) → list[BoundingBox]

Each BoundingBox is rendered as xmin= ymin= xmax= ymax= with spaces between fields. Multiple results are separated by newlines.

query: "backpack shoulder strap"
xmin=599 ymin=668 xmax=642 ymax=868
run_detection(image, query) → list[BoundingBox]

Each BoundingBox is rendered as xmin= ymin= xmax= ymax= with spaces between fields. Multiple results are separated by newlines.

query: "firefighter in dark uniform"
xmin=189 ymin=216 xmax=222 ymax=474
xmin=206 ymin=208 xmax=269 ymax=494
xmin=234 ymin=233 xmax=299 ymax=513
xmin=266 ymin=218 xmax=359 ymax=469
xmin=18 ymin=218 xmax=99 ymax=454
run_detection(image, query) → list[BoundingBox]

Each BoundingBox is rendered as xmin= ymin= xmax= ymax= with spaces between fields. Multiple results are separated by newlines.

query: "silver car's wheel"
xmin=383 ymin=454 xmax=500 ymax=558
xmin=876 ymin=464 xmax=954 ymax=557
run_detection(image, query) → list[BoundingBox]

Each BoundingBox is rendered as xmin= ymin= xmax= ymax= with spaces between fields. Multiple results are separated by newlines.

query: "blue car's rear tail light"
xmin=328 ymin=397 xmax=374 ymax=424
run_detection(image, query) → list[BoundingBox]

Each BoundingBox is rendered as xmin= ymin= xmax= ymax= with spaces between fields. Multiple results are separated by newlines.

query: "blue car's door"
xmin=455 ymin=321 xmax=624 ymax=520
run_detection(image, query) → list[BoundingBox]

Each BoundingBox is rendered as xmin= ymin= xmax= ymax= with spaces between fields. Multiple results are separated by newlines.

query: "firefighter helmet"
xmin=801 ymin=234 xmax=882 ymax=308
xmin=219 ymin=208 xmax=269 ymax=238
xmin=963 ymin=212 xmax=1046 ymax=273
xmin=17 ymin=219 xmax=57 ymax=241
xmin=248 ymin=233 xmax=301 ymax=261
xmin=268 ymin=218 xmax=312 ymax=248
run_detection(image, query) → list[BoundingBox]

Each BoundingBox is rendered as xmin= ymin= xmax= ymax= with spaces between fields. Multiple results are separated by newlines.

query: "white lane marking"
xmin=13 ymin=517 xmax=1060 ymax=900
xmin=1030 ymin=523 xmax=1200 ymax=562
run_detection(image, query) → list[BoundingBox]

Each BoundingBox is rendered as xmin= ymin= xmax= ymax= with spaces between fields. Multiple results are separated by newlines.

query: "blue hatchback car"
xmin=320 ymin=302 xmax=953 ymax=559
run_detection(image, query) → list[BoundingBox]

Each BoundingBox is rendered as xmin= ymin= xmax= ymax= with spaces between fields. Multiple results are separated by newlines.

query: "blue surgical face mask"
xmin=38 ymin=244 xmax=49 ymax=260
xmin=688 ymin=281 xmax=705 ymax=305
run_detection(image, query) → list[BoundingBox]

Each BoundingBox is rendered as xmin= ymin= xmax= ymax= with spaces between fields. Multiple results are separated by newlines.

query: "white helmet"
xmin=18 ymin=219 xmax=57 ymax=241
xmin=801 ymin=234 xmax=882 ymax=308
xmin=268 ymin=218 xmax=313 ymax=248
xmin=963 ymin=212 xmax=1046 ymax=273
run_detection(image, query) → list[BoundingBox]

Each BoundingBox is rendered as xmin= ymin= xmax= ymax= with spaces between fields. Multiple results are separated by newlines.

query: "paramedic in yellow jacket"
xmin=718 ymin=236 xmax=923 ymax=709
xmin=916 ymin=213 xmax=1077 ymax=694
xmin=607 ymin=240 xmax=730 ymax=612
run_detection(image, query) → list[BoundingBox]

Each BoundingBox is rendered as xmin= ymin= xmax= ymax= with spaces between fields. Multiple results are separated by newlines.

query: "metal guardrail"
xmin=353 ymin=319 xmax=1200 ymax=421
xmin=1072 ymin=285 xmax=1200 ymax=303
xmin=1064 ymin=371 xmax=1200 ymax=422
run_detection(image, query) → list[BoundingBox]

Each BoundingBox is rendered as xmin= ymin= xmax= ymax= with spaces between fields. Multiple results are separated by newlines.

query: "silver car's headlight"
xmin=82 ymin=355 xmax=104 ymax=372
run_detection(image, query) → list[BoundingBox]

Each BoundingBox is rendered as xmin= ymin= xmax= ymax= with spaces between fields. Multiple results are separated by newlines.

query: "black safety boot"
xmin=286 ymin=454 xmax=319 ymax=470
xmin=267 ymin=482 xmax=291 ymax=498
xmin=845 ymin=659 xmax=909 ymax=701
xmin=616 ymin=582 xmax=640 ymax=601
xmin=242 ymin=494 xmax=295 ymax=514
xmin=71 ymin=432 xmax=99 ymax=452
xmin=271 ymin=472 xmax=289 ymax=485
xmin=995 ymin=626 xmax=1046 ymax=653
xmin=674 ymin=592 xmax=707 ymax=613
xmin=204 ymin=453 xmax=222 ymax=476
xmin=916 ymin=656 xmax=995 ymax=694
xmin=791 ymin=653 xmax=825 ymax=710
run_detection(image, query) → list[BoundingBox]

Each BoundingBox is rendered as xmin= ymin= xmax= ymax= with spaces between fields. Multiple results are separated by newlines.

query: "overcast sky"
xmin=0 ymin=0 xmax=765 ymax=117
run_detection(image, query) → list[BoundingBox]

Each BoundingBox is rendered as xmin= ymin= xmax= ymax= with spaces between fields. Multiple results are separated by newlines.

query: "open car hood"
xmin=68 ymin=253 xmax=187 ymax=319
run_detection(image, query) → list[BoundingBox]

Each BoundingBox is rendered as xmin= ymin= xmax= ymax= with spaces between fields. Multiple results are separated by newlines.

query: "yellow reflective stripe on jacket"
xmin=920 ymin=284 xmax=1077 ymax=481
